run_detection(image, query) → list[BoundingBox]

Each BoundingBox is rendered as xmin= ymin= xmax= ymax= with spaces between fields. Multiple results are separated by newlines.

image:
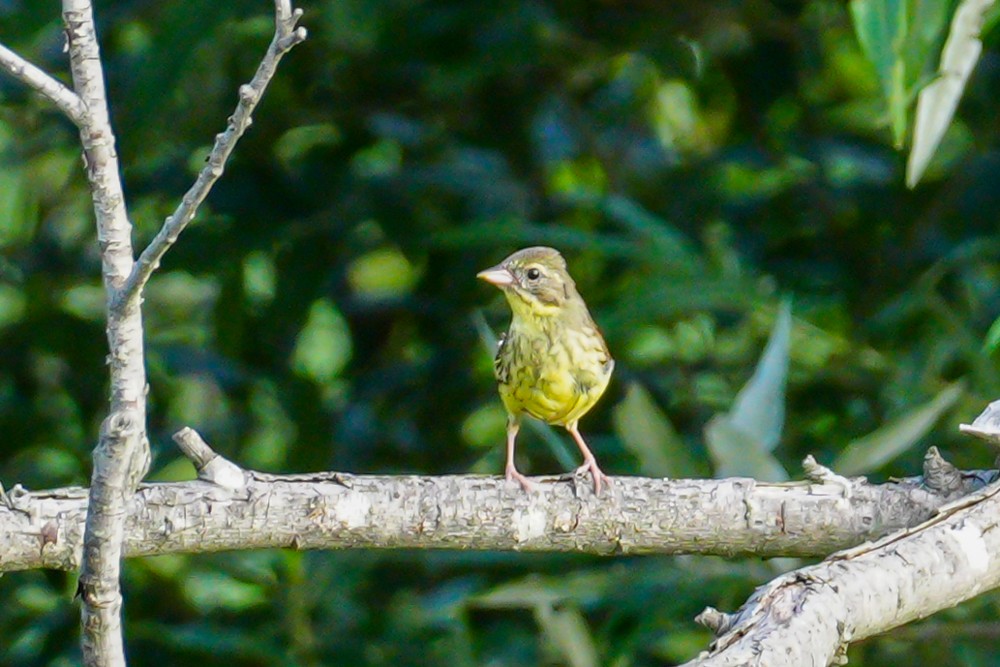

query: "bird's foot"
xmin=574 ymin=458 xmax=611 ymax=496
xmin=505 ymin=465 xmax=536 ymax=492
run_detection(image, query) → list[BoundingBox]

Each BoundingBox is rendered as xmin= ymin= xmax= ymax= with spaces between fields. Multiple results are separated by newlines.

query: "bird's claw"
xmin=506 ymin=465 xmax=536 ymax=492
xmin=574 ymin=458 xmax=611 ymax=496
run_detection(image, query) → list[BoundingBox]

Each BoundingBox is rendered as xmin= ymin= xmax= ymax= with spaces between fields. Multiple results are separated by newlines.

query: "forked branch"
xmin=683 ymin=402 xmax=1000 ymax=666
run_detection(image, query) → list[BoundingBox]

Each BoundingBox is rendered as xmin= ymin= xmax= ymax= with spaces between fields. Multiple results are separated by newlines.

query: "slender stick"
xmin=0 ymin=43 xmax=86 ymax=125
xmin=118 ymin=0 xmax=306 ymax=309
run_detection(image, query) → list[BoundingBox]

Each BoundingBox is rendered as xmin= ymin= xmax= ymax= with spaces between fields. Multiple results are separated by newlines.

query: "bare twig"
xmin=119 ymin=0 xmax=307 ymax=308
xmin=0 ymin=43 xmax=86 ymax=125
xmin=172 ymin=427 xmax=246 ymax=489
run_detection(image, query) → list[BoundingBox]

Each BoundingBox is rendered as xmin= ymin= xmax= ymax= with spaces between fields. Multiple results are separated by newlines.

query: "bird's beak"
xmin=477 ymin=265 xmax=516 ymax=287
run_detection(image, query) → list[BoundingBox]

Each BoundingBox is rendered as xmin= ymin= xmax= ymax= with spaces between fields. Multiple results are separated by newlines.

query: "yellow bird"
xmin=478 ymin=246 xmax=614 ymax=494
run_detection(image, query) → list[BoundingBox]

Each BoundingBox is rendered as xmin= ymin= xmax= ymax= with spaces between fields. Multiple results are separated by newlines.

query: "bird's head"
xmin=477 ymin=246 xmax=578 ymax=319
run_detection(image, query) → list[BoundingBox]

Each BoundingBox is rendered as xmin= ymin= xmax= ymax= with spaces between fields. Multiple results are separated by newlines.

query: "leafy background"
xmin=2 ymin=0 xmax=1000 ymax=664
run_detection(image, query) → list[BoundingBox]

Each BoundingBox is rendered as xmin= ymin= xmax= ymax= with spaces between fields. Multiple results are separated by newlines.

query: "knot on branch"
xmin=238 ymin=84 xmax=257 ymax=104
xmin=831 ymin=641 xmax=850 ymax=666
xmin=959 ymin=398 xmax=1000 ymax=446
xmin=99 ymin=409 xmax=139 ymax=443
xmin=923 ymin=446 xmax=961 ymax=493
xmin=695 ymin=606 xmax=736 ymax=636
xmin=0 ymin=482 xmax=29 ymax=514
xmin=277 ymin=26 xmax=308 ymax=52
xmin=802 ymin=455 xmax=853 ymax=498
xmin=173 ymin=428 xmax=246 ymax=490
xmin=95 ymin=409 xmax=148 ymax=492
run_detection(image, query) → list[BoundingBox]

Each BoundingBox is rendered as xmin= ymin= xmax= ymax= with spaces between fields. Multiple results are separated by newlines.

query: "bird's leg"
xmin=567 ymin=422 xmax=611 ymax=495
xmin=505 ymin=418 xmax=534 ymax=492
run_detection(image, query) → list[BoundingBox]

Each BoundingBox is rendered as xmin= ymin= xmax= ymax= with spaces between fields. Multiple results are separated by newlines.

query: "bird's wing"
xmin=494 ymin=331 xmax=509 ymax=383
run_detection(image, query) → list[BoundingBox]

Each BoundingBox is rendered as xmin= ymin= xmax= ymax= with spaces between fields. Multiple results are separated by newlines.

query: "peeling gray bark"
xmin=0 ymin=1 xmax=305 ymax=663
xmin=685 ymin=479 xmax=1000 ymax=666
xmin=0 ymin=463 xmax=993 ymax=572
xmin=77 ymin=412 xmax=141 ymax=666
xmin=62 ymin=1 xmax=148 ymax=664
xmin=682 ymin=413 xmax=1000 ymax=666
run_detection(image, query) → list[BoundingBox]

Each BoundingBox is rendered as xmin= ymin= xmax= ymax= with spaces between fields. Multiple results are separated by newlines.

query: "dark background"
xmin=2 ymin=0 xmax=1000 ymax=664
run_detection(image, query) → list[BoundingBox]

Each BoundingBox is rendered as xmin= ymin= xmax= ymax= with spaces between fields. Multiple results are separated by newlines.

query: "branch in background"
xmin=119 ymin=0 xmax=307 ymax=308
xmin=683 ymin=402 xmax=1000 ymax=666
xmin=0 ymin=43 xmax=86 ymax=125
xmin=0 ymin=433 xmax=992 ymax=572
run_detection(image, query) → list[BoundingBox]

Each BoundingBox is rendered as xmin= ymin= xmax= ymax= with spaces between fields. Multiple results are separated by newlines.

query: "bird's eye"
xmin=526 ymin=268 xmax=541 ymax=281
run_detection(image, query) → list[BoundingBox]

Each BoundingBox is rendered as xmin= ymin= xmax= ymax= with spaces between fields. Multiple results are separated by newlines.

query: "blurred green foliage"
xmin=2 ymin=0 xmax=1000 ymax=664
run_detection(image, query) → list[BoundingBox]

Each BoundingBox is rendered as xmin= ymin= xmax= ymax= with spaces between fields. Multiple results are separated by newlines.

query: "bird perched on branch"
xmin=477 ymin=246 xmax=614 ymax=494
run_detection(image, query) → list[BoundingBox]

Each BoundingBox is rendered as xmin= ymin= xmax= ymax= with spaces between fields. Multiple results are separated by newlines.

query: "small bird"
xmin=478 ymin=246 xmax=614 ymax=494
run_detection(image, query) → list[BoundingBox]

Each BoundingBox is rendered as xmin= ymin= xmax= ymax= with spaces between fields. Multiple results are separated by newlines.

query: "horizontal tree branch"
xmin=0 ymin=438 xmax=992 ymax=572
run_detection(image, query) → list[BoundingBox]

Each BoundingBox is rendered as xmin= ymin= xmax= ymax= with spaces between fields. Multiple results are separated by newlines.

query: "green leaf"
xmin=347 ymin=247 xmax=420 ymax=300
xmin=704 ymin=415 xmax=789 ymax=481
xmin=434 ymin=220 xmax=637 ymax=258
xmin=0 ymin=163 xmax=37 ymax=248
xmin=612 ymin=382 xmax=704 ymax=477
xmin=850 ymin=0 xmax=908 ymax=144
xmin=470 ymin=577 xmax=564 ymax=609
xmin=850 ymin=0 xmax=952 ymax=149
xmin=983 ymin=314 xmax=1000 ymax=354
xmin=727 ymin=300 xmax=791 ymax=453
xmin=182 ymin=571 xmax=268 ymax=613
xmin=650 ymin=629 xmax=715 ymax=663
xmin=908 ymin=0 xmax=995 ymax=187
xmin=598 ymin=195 xmax=699 ymax=270
xmin=469 ymin=570 xmax=609 ymax=610
xmin=461 ymin=404 xmax=508 ymax=449
xmin=242 ymin=251 xmax=277 ymax=308
xmin=832 ymin=380 xmax=965 ymax=475
xmin=242 ymin=380 xmax=297 ymax=469
xmin=274 ymin=123 xmax=341 ymax=167
xmin=703 ymin=300 xmax=792 ymax=481
xmin=535 ymin=604 xmax=600 ymax=667
xmin=292 ymin=299 xmax=353 ymax=384
xmin=148 ymin=456 xmax=197 ymax=482
xmin=0 ymin=284 xmax=26 ymax=329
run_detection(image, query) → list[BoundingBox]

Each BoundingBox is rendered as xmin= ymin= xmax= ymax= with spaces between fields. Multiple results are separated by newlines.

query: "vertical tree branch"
xmin=3 ymin=2 xmax=303 ymax=663
xmin=77 ymin=411 xmax=142 ymax=665
xmin=60 ymin=2 xmax=305 ymax=663
xmin=63 ymin=1 xmax=149 ymax=665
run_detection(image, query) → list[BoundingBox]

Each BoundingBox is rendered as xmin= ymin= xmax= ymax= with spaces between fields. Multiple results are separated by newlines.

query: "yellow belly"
xmin=498 ymin=330 xmax=612 ymax=426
